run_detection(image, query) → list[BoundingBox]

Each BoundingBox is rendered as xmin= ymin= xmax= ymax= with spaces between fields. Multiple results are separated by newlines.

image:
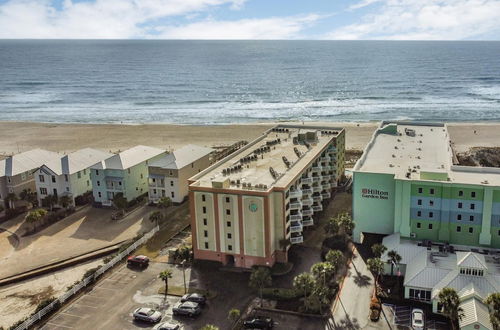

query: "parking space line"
xmin=45 ymin=322 xmax=73 ymax=329
xmin=94 ymin=285 xmax=119 ymax=291
xmin=60 ymin=311 xmax=83 ymax=318
xmin=72 ymin=303 xmax=98 ymax=309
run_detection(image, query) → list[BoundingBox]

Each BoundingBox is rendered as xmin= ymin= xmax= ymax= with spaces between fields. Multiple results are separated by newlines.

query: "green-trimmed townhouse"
xmin=90 ymin=145 xmax=165 ymax=207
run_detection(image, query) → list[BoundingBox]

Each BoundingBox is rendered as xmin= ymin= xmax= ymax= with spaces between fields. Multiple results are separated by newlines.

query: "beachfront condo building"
xmin=148 ymin=144 xmax=214 ymax=205
xmin=34 ymin=148 xmax=113 ymax=207
xmin=188 ymin=125 xmax=345 ymax=268
xmin=90 ymin=145 xmax=165 ymax=207
xmin=353 ymin=121 xmax=500 ymax=249
xmin=0 ymin=149 xmax=61 ymax=208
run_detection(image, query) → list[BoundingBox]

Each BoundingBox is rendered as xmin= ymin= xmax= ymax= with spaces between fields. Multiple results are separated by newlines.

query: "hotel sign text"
xmin=362 ymin=188 xmax=389 ymax=200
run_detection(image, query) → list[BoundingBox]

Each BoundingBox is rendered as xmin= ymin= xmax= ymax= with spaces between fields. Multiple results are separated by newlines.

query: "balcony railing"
xmin=313 ymin=195 xmax=322 ymax=202
xmin=321 ymin=192 xmax=331 ymax=199
xmin=290 ymin=234 xmax=303 ymax=244
xmin=290 ymin=213 xmax=302 ymax=221
xmin=312 ymin=186 xmax=322 ymax=193
xmin=290 ymin=201 xmax=302 ymax=210
xmin=312 ymin=166 xmax=322 ymax=172
xmin=290 ymin=221 xmax=303 ymax=233
xmin=289 ymin=189 xmax=302 ymax=198
xmin=312 ymin=204 xmax=323 ymax=212
xmin=302 ymin=217 xmax=314 ymax=226
xmin=301 ymin=197 xmax=313 ymax=206
xmin=301 ymin=177 xmax=313 ymax=184
xmin=322 ymin=182 xmax=331 ymax=189
xmin=106 ymin=185 xmax=123 ymax=191
xmin=312 ymin=176 xmax=321 ymax=183
xmin=320 ymin=156 xmax=330 ymax=162
xmin=302 ymin=188 xmax=313 ymax=195
xmin=302 ymin=208 xmax=313 ymax=216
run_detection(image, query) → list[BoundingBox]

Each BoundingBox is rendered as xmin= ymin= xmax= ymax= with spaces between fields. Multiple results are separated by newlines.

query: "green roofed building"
xmin=353 ymin=121 xmax=500 ymax=249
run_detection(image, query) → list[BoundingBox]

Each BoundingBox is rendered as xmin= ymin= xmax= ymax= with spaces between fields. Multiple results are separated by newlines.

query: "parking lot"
xmin=383 ymin=304 xmax=449 ymax=330
xmin=41 ymin=260 xmax=254 ymax=330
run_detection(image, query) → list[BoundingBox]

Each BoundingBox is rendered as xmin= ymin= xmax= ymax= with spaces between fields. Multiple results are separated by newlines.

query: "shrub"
xmin=9 ymin=318 xmax=29 ymax=330
xmin=34 ymin=297 xmax=60 ymax=313
xmin=82 ymin=266 xmax=102 ymax=281
xmin=262 ymin=287 xmax=300 ymax=300
xmin=322 ymin=234 xmax=350 ymax=252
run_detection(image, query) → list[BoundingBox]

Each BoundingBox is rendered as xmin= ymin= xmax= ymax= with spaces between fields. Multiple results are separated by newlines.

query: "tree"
xmin=325 ymin=216 xmax=340 ymax=235
xmin=293 ymin=272 xmax=315 ymax=298
xmin=367 ymin=258 xmax=384 ymax=287
xmin=371 ymin=243 xmax=387 ymax=258
xmin=311 ymin=262 xmax=336 ymax=288
xmin=325 ymin=249 xmax=345 ymax=273
xmin=387 ymin=250 xmax=402 ymax=276
xmin=485 ymin=293 xmax=500 ymax=330
xmin=176 ymin=245 xmax=192 ymax=263
xmin=158 ymin=197 xmax=172 ymax=209
xmin=438 ymin=288 xmax=464 ymax=330
xmin=326 ymin=212 xmax=355 ymax=236
xmin=58 ymin=195 xmax=72 ymax=209
xmin=249 ymin=267 xmax=272 ymax=305
xmin=42 ymin=194 xmax=58 ymax=211
xmin=227 ymin=308 xmax=241 ymax=326
xmin=159 ymin=269 xmax=173 ymax=298
xmin=149 ymin=211 xmax=164 ymax=226
xmin=25 ymin=209 xmax=48 ymax=231
xmin=112 ymin=193 xmax=128 ymax=215
xmin=5 ymin=193 xmax=18 ymax=209
xmin=20 ymin=188 xmax=38 ymax=206
xmin=200 ymin=325 xmax=219 ymax=330
xmin=310 ymin=280 xmax=332 ymax=315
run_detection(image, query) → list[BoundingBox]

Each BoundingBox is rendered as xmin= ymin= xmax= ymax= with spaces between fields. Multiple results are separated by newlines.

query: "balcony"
xmin=290 ymin=201 xmax=302 ymax=210
xmin=302 ymin=188 xmax=313 ymax=195
xmin=321 ymin=191 xmax=331 ymax=199
xmin=290 ymin=221 xmax=303 ymax=233
xmin=290 ymin=212 xmax=302 ymax=221
xmin=312 ymin=176 xmax=321 ymax=183
xmin=313 ymin=195 xmax=322 ymax=202
xmin=322 ymin=182 xmax=331 ymax=189
xmin=289 ymin=189 xmax=302 ymax=198
xmin=302 ymin=208 xmax=313 ymax=216
xmin=301 ymin=177 xmax=313 ymax=184
xmin=312 ymin=204 xmax=323 ymax=212
xmin=106 ymin=184 xmax=123 ymax=191
xmin=312 ymin=185 xmax=322 ymax=193
xmin=320 ymin=156 xmax=330 ymax=162
xmin=290 ymin=234 xmax=303 ymax=244
xmin=301 ymin=197 xmax=313 ymax=206
xmin=312 ymin=165 xmax=322 ymax=173
xmin=302 ymin=216 xmax=314 ymax=226
xmin=322 ymin=174 xmax=332 ymax=180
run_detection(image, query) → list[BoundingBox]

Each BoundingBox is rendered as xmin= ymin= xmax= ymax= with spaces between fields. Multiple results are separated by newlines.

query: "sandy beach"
xmin=1 ymin=121 xmax=500 ymax=156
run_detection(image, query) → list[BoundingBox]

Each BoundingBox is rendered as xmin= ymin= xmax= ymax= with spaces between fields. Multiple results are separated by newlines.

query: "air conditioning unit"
xmin=410 ymin=232 xmax=417 ymax=238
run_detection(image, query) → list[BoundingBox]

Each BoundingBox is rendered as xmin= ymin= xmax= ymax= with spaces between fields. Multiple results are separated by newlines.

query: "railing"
xmin=312 ymin=186 xmax=322 ymax=193
xmin=290 ymin=222 xmax=303 ymax=233
xmin=302 ymin=188 xmax=313 ymax=195
xmin=312 ymin=176 xmax=321 ymax=183
xmin=301 ymin=197 xmax=313 ymax=206
xmin=312 ymin=205 xmax=323 ymax=212
xmin=321 ymin=192 xmax=331 ymax=199
xmin=289 ymin=190 xmax=302 ymax=198
xmin=13 ymin=225 xmax=160 ymax=330
xmin=290 ymin=213 xmax=302 ymax=221
xmin=290 ymin=202 xmax=302 ymax=210
xmin=302 ymin=208 xmax=313 ymax=216
xmin=290 ymin=235 xmax=303 ymax=244
xmin=313 ymin=195 xmax=322 ymax=202
xmin=301 ymin=177 xmax=313 ymax=184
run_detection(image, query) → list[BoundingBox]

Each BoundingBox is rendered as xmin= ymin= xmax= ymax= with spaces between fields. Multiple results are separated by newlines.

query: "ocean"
xmin=0 ymin=40 xmax=499 ymax=124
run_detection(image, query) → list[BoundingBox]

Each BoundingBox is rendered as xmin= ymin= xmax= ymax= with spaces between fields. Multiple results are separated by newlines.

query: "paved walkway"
xmin=326 ymin=246 xmax=391 ymax=330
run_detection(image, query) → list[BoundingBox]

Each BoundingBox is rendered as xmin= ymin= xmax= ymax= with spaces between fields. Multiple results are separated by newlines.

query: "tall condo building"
xmin=188 ymin=125 xmax=346 ymax=268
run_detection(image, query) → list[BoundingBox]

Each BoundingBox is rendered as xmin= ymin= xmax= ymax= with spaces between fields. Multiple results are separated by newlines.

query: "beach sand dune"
xmin=0 ymin=121 xmax=499 ymax=156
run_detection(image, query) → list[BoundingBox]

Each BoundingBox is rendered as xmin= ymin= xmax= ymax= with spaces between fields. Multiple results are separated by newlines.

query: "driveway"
xmin=0 ymin=205 xmax=157 ymax=280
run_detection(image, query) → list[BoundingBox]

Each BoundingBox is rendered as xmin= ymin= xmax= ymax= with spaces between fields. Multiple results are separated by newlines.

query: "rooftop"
xmin=190 ymin=125 xmax=343 ymax=191
xmin=41 ymin=148 xmax=114 ymax=175
xmin=91 ymin=145 xmax=165 ymax=171
xmin=0 ymin=149 xmax=61 ymax=177
xmin=149 ymin=144 xmax=214 ymax=170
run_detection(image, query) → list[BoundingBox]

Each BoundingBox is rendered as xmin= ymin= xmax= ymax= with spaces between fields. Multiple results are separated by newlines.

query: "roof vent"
xmin=269 ymin=167 xmax=278 ymax=179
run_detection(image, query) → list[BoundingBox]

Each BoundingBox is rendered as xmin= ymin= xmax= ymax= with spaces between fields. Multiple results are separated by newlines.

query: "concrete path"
xmin=326 ymin=247 xmax=391 ymax=330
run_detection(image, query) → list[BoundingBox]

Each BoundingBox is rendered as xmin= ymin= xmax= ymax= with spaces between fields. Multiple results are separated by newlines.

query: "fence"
xmin=13 ymin=225 xmax=160 ymax=330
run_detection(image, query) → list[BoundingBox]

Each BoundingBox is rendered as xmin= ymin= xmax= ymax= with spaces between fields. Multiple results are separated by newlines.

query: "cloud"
xmin=155 ymin=14 xmax=322 ymax=39
xmin=329 ymin=0 xmax=500 ymax=40
xmin=0 ymin=0 xmax=249 ymax=38
xmin=348 ymin=0 xmax=383 ymax=10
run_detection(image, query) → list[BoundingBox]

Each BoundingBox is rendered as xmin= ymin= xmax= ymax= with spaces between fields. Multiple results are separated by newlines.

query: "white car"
xmin=153 ymin=322 xmax=180 ymax=330
xmin=133 ymin=307 xmax=162 ymax=323
xmin=411 ymin=308 xmax=425 ymax=329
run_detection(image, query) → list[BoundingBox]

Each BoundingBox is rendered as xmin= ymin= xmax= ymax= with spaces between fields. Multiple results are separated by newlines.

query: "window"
xmin=152 ymin=178 xmax=156 ymax=183
xmin=458 ymin=202 xmax=463 ymax=209
xmin=469 ymin=227 xmax=473 ymax=233
xmin=204 ymin=230 xmax=208 ymax=237
xmin=84 ymin=169 xmax=86 ymax=175
xmin=470 ymin=203 xmax=475 ymax=210
xmin=202 ymin=206 xmax=206 ymax=214
xmin=202 ymin=194 xmax=206 ymax=202
xmin=471 ymin=191 xmax=476 ymax=198
xmin=226 ymin=209 xmax=231 ymax=215
xmin=469 ymin=215 xmax=474 ymax=222
xmin=226 ymin=197 xmax=230 ymax=203
xmin=98 ymin=192 xmax=102 ymax=198
xmin=417 ymin=199 xmax=422 ymax=206
xmin=95 ymin=170 xmax=99 ymax=176
xmin=171 ymin=191 xmax=174 ymax=198
xmin=192 ymin=163 xmax=194 ymax=168
xmin=66 ymin=187 xmax=70 ymax=192
xmin=498 ymin=229 xmax=500 ymax=236
xmin=228 ymin=245 xmax=233 ymax=251
xmin=458 ymin=190 xmax=463 ymax=197
xmin=457 ymin=226 xmax=462 ymax=232
xmin=65 ymin=174 xmax=69 ymax=182
xmin=170 ymin=181 xmax=174 ymax=187
xmin=430 ymin=188 xmax=435 ymax=195
xmin=140 ymin=174 xmax=143 ymax=179
xmin=204 ymin=242 xmax=209 ymax=249
xmin=39 ymin=175 xmax=45 ymax=182
xmin=417 ymin=222 xmax=421 ymax=228
xmin=428 ymin=223 xmax=433 ymax=230
xmin=227 ymin=221 xmax=231 ymax=227
xmin=87 ymin=180 xmax=90 ymax=186
xmin=127 ymin=169 xmax=131 ymax=174
xmin=153 ymin=189 xmax=157 ymax=194
xmin=457 ymin=214 xmax=462 ymax=221
xmin=51 ymin=175 xmax=56 ymax=183
xmin=417 ymin=211 xmax=422 ymax=217
xmin=77 ymin=172 xmax=81 ymax=179
xmin=97 ymin=180 xmax=100 ymax=186
xmin=409 ymin=289 xmax=431 ymax=301
xmin=418 ymin=187 xmax=423 ymax=193
xmin=429 ymin=212 xmax=433 ymax=218
xmin=40 ymin=187 xmax=47 ymax=195
xmin=429 ymin=200 xmax=434 ymax=206
xmin=203 ymin=218 xmax=207 ymax=226
xmin=227 ymin=233 xmax=232 ymax=239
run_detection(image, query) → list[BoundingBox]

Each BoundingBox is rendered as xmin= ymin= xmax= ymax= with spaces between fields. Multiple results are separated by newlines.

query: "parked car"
xmin=411 ymin=308 xmax=425 ymax=330
xmin=243 ymin=316 xmax=274 ymax=329
xmin=133 ymin=307 xmax=162 ymax=323
xmin=153 ymin=322 xmax=180 ymax=330
xmin=180 ymin=293 xmax=206 ymax=305
xmin=127 ymin=255 xmax=150 ymax=268
xmin=172 ymin=301 xmax=201 ymax=317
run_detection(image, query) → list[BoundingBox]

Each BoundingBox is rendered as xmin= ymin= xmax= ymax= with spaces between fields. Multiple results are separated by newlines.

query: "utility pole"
xmin=181 ymin=260 xmax=187 ymax=294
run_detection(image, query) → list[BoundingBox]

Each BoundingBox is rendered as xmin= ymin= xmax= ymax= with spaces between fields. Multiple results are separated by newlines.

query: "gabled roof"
xmin=459 ymin=297 xmax=493 ymax=330
xmin=404 ymin=251 xmax=453 ymax=288
xmin=91 ymin=145 xmax=165 ymax=171
xmin=149 ymin=144 xmax=214 ymax=170
xmin=457 ymin=252 xmax=488 ymax=270
xmin=432 ymin=270 xmax=500 ymax=300
xmin=0 ymin=149 xmax=61 ymax=177
xmin=458 ymin=283 xmax=488 ymax=301
xmin=41 ymin=148 xmax=114 ymax=175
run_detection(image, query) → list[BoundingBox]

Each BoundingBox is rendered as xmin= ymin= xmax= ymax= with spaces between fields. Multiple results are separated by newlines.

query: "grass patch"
xmin=157 ymin=286 xmax=216 ymax=299
xmin=261 ymin=287 xmax=300 ymax=300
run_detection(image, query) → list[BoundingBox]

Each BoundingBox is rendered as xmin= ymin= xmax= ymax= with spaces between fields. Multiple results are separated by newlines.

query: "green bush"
xmin=34 ymin=297 xmax=60 ymax=313
xmin=322 ymin=234 xmax=350 ymax=252
xmin=82 ymin=266 xmax=102 ymax=281
xmin=9 ymin=317 xmax=29 ymax=330
xmin=262 ymin=287 xmax=300 ymax=300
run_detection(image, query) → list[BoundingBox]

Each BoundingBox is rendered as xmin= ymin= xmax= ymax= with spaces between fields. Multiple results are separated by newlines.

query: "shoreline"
xmin=1 ymin=120 xmax=500 ymax=156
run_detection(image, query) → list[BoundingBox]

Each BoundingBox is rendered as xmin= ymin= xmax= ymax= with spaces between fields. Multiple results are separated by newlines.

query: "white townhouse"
xmin=148 ymin=144 xmax=214 ymax=204
xmin=35 ymin=148 xmax=113 ymax=207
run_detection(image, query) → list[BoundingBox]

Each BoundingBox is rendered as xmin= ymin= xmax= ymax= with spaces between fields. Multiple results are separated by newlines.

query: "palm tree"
xmin=42 ymin=195 xmax=58 ymax=211
xmin=438 ymin=287 xmax=464 ymax=330
xmin=325 ymin=249 xmax=344 ymax=273
xmin=367 ymin=258 xmax=384 ymax=287
xmin=149 ymin=210 xmax=164 ymax=226
xmin=25 ymin=209 xmax=48 ymax=232
xmin=227 ymin=308 xmax=241 ymax=327
xmin=112 ymin=193 xmax=128 ymax=215
xmin=249 ymin=267 xmax=272 ymax=306
xmin=20 ymin=188 xmax=38 ymax=207
xmin=5 ymin=193 xmax=18 ymax=209
xmin=325 ymin=216 xmax=340 ymax=235
xmin=337 ymin=212 xmax=355 ymax=235
xmin=159 ymin=269 xmax=173 ymax=297
xmin=387 ymin=250 xmax=402 ymax=276
xmin=200 ymin=325 xmax=219 ymax=330
xmin=311 ymin=280 xmax=331 ymax=315
xmin=485 ymin=293 xmax=500 ymax=329
xmin=371 ymin=243 xmax=387 ymax=258
xmin=293 ymin=273 xmax=315 ymax=311
xmin=158 ymin=197 xmax=172 ymax=209
xmin=311 ymin=262 xmax=336 ymax=288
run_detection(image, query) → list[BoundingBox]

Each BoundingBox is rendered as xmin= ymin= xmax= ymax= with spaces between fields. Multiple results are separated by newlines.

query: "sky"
xmin=0 ymin=0 xmax=499 ymax=40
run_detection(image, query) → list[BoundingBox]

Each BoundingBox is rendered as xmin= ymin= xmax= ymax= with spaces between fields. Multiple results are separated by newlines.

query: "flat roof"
xmin=190 ymin=125 xmax=343 ymax=191
xmin=355 ymin=121 xmax=500 ymax=186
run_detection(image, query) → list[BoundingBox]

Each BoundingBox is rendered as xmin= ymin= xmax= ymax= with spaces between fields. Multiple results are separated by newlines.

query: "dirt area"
xmin=0 ymin=258 xmax=103 ymax=329
xmin=345 ymin=149 xmax=363 ymax=168
xmin=456 ymin=147 xmax=500 ymax=167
